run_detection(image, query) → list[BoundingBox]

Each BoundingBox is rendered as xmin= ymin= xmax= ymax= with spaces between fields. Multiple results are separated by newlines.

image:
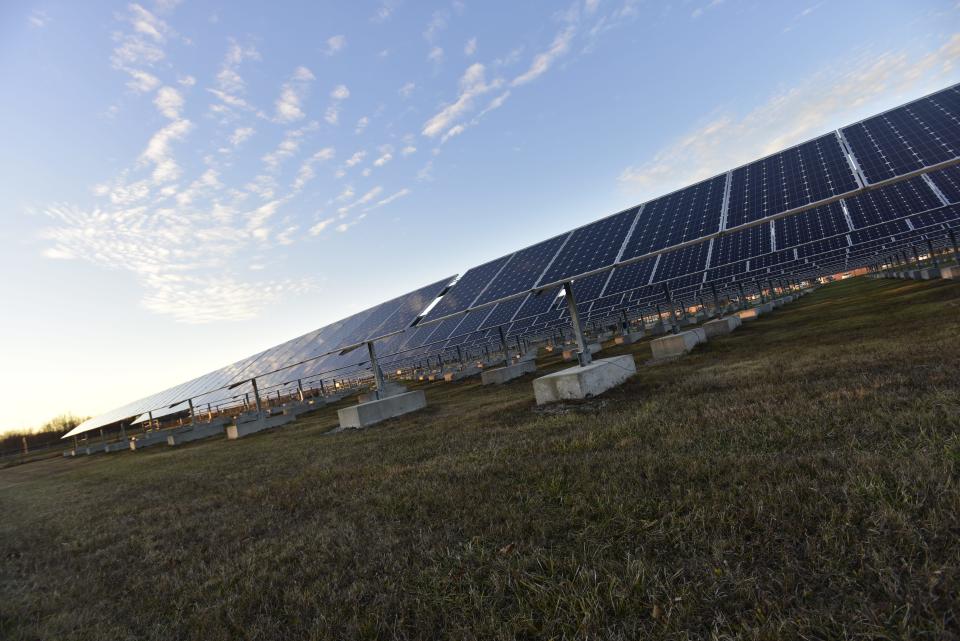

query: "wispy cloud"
xmin=110 ymin=4 xmax=171 ymax=93
xmin=325 ymin=34 xmax=347 ymax=55
xmin=273 ymin=66 xmax=315 ymax=123
xmin=154 ymin=86 xmax=184 ymax=119
xmin=422 ymin=63 xmax=502 ymax=138
xmin=324 ymin=84 xmax=350 ymax=124
xmin=618 ymin=36 xmax=960 ymax=199
xmin=512 ymin=25 xmax=575 ymax=86
xmin=464 ymin=37 xmax=477 ymax=56
xmin=691 ymin=0 xmax=724 ymax=19
xmin=424 ymin=9 xmax=449 ymax=41
xmin=28 ymin=10 xmax=50 ymax=28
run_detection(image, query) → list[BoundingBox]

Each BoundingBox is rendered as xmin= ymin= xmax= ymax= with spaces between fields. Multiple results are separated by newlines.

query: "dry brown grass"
xmin=1 ymin=277 xmax=959 ymax=640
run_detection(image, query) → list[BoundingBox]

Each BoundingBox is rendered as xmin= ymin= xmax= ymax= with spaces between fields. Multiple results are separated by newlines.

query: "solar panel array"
xmin=67 ymin=277 xmax=452 ymax=435
xmin=67 ymin=84 xmax=960 ymax=438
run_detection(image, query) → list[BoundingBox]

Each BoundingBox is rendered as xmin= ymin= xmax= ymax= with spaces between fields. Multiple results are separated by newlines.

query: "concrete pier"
xmin=337 ymin=390 xmax=427 ymax=429
xmin=481 ymin=360 xmax=537 ymax=385
xmin=650 ymin=328 xmax=706 ymax=360
xmin=533 ymin=356 xmax=637 ymax=405
xmin=702 ymin=316 xmax=742 ymax=339
xmin=167 ymin=420 xmax=228 ymax=446
xmin=104 ymin=439 xmax=131 ymax=453
xmin=736 ymin=308 xmax=761 ymax=321
xmin=129 ymin=431 xmax=168 ymax=451
xmin=444 ymin=365 xmax=482 ymax=381
xmin=918 ymin=268 xmax=941 ymax=280
xmin=614 ymin=331 xmax=644 ymax=345
xmin=226 ymin=413 xmax=297 ymax=440
xmin=941 ymin=265 xmax=959 ymax=280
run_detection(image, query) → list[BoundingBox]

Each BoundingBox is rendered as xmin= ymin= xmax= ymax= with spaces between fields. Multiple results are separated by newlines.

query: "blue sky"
xmin=1 ymin=0 xmax=958 ymax=432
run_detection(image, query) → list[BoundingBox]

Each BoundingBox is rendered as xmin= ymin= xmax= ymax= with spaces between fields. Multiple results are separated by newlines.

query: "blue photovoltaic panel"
xmin=422 ymin=256 xmax=512 ymax=322
xmin=843 ymin=178 xmax=940 ymax=229
xmin=426 ymin=315 xmax=467 ymax=343
xmin=443 ymin=309 xmax=489 ymax=345
xmin=850 ymin=221 xmax=908 ymax=245
xmin=374 ymin=277 xmax=454 ymax=335
xmin=774 ymin=202 xmax=848 ymax=249
xmin=654 ymin=243 xmax=710 ymax=283
xmin=797 ymin=235 xmax=848 ymax=260
xmin=474 ymin=234 xmax=569 ymax=305
xmin=711 ymin=226 xmax=771 ymax=271
xmin=619 ymin=175 xmax=726 ymax=259
xmin=842 ymin=85 xmax=960 ymax=184
xmin=727 ymin=133 xmax=858 ymax=228
xmin=480 ymin=297 xmax=525 ymax=330
xmin=908 ymin=203 xmax=960 ymax=231
xmin=571 ymin=272 xmax=611 ymax=304
xmin=513 ymin=287 xmax=562 ymax=322
xmin=536 ymin=207 xmax=639 ymax=285
xmin=928 ymin=165 xmax=960 ymax=203
xmin=601 ymin=258 xmax=657 ymax=301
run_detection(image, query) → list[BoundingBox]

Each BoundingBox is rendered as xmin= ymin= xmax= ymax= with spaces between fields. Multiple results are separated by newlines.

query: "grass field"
xmin=2 ymin=276 xmax=959 ymax=640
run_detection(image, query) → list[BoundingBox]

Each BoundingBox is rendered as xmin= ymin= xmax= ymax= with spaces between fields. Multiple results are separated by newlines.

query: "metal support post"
xmin=563 ymin=282 xmax=592 ymax=366
xmin=926 ymin=239 xmax=938 ymax=268
xmin=367 ymin=341 xmax=385 ymax=399
xmin=250 ymin=378 xmax=264 ymax=419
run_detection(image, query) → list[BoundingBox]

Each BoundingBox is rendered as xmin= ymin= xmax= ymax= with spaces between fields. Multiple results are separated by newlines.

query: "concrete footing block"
xmin=650 ymin=329 xmax=706 ymax=360
xmin=337 ymin=390 xmax=427 ymax=429
xmin=226 ymin=413 xmax=296 ymax=440
xmin=167 ymin=420 xmax=227 ymax=446
xmin=481 ymin=360 xmax=537 ymax=385
xmin=940 ymin=265 xmax=960 ymax=280
xmin=596 ymin=331 xmax=614 ymax=342
xmin=646 ymin=322 xmax=673 ymax=336
xmin=614 ymin=331 xmax=644 ymax=345
xmin=444 ymin=365 xmax=482 ymax=381
xmin=104 ymin=440 xmax=131 ymax=453
xmin=759 ymin=301 xmax=775 ymax=313
xmin=736 ymin=308 xmax=760 ymax=321
xmin=358 ymin=382 xmax=407 ymax=404
xmin=129 ymin=431 xmax=168 ymax=451
xmin=918 ymin=268 xmax=941 ymax=279
xmin=702 ymin=316 xmax=742 ymax=339
xmin=533 ymin=355 xmax=637 ymax=405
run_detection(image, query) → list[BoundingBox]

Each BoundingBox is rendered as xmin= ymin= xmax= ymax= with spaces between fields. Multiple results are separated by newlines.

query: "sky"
xmin=0 ymin=0 xmax=958 ymax=433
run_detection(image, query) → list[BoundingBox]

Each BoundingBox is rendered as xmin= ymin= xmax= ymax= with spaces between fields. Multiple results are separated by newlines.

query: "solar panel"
xmin=536 ymin=207 xmax=639 ymax=285
xmin=473 ymin=234 xmax=570 ymax=305
xmin=841 ymin=85 xmax=960 ymax=184
xmin=726 ymin=133 xmax=858 ymax=228
xmin=65 ymin=277 xmax=452 ymax=436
